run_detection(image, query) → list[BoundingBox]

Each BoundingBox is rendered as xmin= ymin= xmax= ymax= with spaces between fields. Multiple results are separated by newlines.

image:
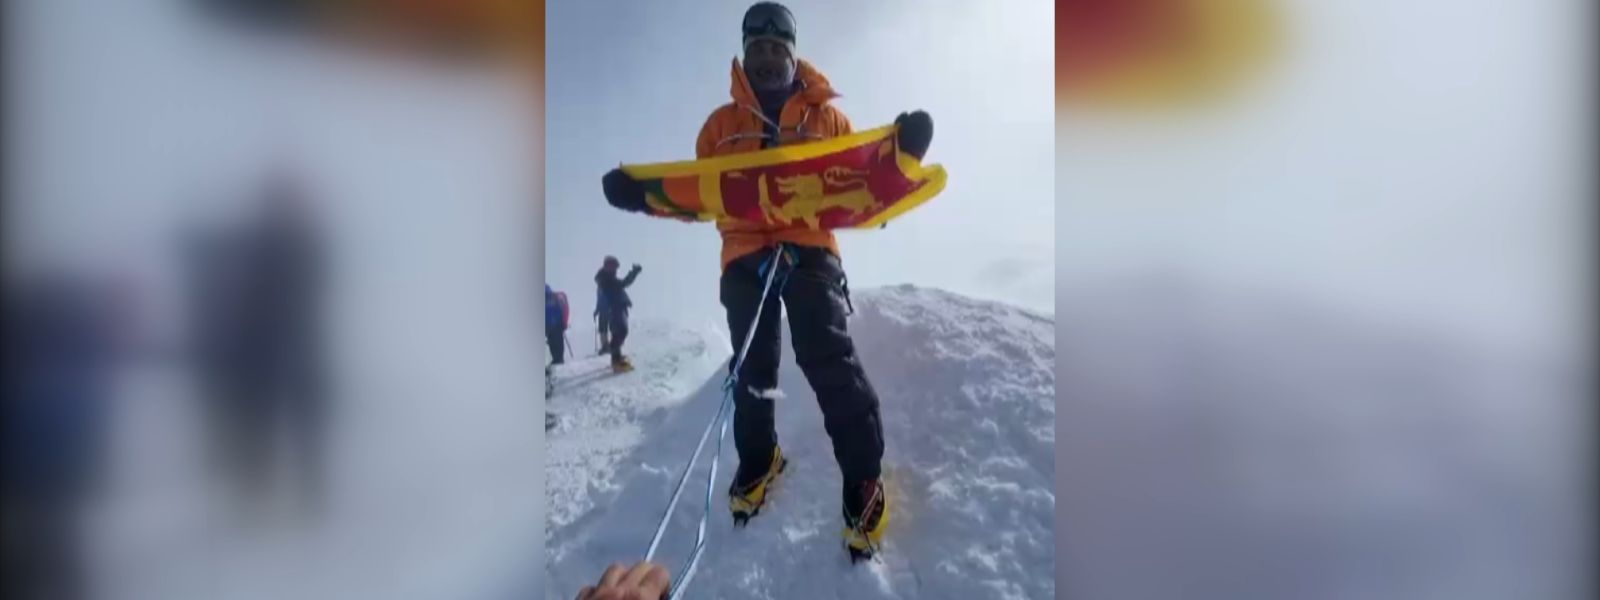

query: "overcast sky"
xmin=545 ymin=0 xmax=1055 ymax=328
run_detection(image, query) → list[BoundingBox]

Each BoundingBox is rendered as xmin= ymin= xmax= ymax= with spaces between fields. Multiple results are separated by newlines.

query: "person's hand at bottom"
xmin=575 ymin=562 xmax=671 ymax=600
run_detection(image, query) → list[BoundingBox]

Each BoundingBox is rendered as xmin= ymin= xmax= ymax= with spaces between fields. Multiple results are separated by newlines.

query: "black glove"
xmin=630 ymin=264 xmax=642 ymax=274
xmin=894 ymin=110 xmax=933 ymax=160
xmin=602 ymin=168 xmax=649 ymax=213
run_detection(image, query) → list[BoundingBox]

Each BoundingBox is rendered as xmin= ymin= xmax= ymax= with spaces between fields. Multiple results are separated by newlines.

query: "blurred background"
xmin=1056 ymin=0 xmax=1592 ymax=599
xmin=4 ymin=1 xmax=545 ymax=599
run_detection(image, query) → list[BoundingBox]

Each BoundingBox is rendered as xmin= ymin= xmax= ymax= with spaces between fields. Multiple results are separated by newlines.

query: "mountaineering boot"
xmin=729 ymin=445 xmax=787 ymax=525
xmin=843 ymin=478 xmax=889 ymax=563
xmin=611 ymin=357 xmax=634 ymax=374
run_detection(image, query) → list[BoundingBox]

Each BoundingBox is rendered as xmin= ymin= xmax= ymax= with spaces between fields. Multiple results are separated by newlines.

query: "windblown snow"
xmin=544 ymin=285 xmax=1056 ymax=600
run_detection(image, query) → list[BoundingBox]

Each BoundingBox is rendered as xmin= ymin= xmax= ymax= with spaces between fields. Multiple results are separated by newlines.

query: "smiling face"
xmin=743 ymin=37 xmax=796 ymax=92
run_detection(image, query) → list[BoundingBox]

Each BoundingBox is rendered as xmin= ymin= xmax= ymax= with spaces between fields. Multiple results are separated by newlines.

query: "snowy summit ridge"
xmin=545 ymin=285 xmax=1055 ymax=599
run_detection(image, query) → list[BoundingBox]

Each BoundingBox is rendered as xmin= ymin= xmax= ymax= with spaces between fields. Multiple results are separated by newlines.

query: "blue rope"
xmin=670 ymin=245 xmax=793 ymax=598
xmin=642 ymin=245 xmax=792 ymax=599
xmin=668 ymin=386 xmax=734 ymax=597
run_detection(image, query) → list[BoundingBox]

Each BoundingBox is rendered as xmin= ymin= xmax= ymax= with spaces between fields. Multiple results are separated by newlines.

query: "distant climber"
xmin=546 ymin=284 xmax=570 ymax=365
xmin=593 ymin=256 xmax=641 ymax=373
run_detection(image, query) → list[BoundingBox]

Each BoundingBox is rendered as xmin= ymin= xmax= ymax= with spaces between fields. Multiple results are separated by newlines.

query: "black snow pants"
xmin=608 ymin=308 xmax=630 ymax=365
xmin=546 ymin=325 xmax=566 ymax=365
xmin=721 ymin=244 xmax=883 ymax=486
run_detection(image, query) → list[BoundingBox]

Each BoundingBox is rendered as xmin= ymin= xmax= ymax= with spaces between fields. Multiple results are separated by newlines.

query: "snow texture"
xmin=545 ymin=285 xmax=1056 ymax=599
xmin=544 ymin=321 xmax=729 ymax=531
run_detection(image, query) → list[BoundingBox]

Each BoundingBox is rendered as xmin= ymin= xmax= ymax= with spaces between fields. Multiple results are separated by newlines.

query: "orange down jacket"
xmin=696 ymin=58 xmax=854 ymax=270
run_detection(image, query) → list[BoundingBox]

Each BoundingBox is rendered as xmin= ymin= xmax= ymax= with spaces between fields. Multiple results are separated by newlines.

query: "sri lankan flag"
xmin=621 ymin=125 xmax=947 ymax=230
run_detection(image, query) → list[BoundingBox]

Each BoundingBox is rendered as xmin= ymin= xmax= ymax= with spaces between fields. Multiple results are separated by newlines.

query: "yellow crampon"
xmin=729 ymin=446 xmax=787 ymax=523
xmin=844 ymin=479 xmax=890 ymax=562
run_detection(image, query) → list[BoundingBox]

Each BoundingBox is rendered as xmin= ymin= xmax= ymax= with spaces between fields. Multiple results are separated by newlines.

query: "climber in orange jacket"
xmin=600 ymin=2 xmax=933 ymax=561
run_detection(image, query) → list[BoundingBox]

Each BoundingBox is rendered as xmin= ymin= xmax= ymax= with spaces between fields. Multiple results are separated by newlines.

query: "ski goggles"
xmin=742 ymin=5 xmax=796 ymax=42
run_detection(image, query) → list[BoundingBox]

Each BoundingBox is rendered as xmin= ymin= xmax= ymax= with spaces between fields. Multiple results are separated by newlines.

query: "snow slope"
xmin=544 ymin=320 xmax=730 ymax=531
xmin=544 ymin=285 xmax=1055 ymax=600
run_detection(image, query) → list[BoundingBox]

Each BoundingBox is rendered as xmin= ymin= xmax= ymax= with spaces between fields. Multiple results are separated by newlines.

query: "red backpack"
xmin=555 ymin=291 xmax=570 ymax=328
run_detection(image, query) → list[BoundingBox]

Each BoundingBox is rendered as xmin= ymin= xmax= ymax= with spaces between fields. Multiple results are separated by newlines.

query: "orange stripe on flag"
xmin=662 ymin=176 xmax=703 ymax=213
